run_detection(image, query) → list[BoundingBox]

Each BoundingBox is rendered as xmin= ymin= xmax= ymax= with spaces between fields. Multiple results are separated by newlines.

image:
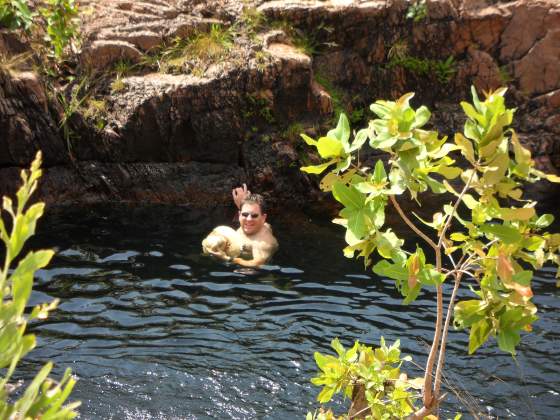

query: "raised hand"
xmin=232 ymin=183 xmax=250 ymax=209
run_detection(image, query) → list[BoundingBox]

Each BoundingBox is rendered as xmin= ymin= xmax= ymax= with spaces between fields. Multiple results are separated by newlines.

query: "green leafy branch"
xmin=307 ymin=338 xmax=421 ymax=420
xmin=0 ymin=151 xmax=80 ymax=419
xmin=301 ymin=86 xmax=560 ymax=417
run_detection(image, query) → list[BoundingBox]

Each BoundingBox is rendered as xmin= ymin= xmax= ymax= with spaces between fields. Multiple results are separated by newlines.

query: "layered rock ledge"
xmin=1 ymin=0 xmax=559 ymax=209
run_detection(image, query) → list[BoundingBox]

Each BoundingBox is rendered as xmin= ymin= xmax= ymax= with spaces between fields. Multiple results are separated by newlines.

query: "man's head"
xmin=239 ymin=193 xmax=267 ymax=236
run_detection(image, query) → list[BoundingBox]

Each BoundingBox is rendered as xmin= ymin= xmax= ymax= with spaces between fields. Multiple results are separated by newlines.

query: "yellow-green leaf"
xmin=317 ymin=136 xmax=344 ymax=158
xmin=454 ymin=133 xmax=475 ymax=162
xmin=500 ymin=206 xmax=536 ymax=221
xmin=301 ymin=159 xmax=338 ymax=174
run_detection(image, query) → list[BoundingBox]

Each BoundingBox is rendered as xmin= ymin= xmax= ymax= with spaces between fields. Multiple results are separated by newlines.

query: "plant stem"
xmin=437 ymin=169 xmax=476 ymax=248
xmin=433 ymin=272 xmax=463 ymax=398
xmin=390 ymin=195 xmax=442 ymax=410
xmin=389 ymin=195 xmax=437 ymax=251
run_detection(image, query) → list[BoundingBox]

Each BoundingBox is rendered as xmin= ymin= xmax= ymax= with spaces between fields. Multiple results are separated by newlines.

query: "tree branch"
xmin=437 ymin=169 xmax=476 ymax=248
xmin=434 ymin=272 xmax=463 ymax=397
xmin=389 ymin=195 xmax=438 ymax=251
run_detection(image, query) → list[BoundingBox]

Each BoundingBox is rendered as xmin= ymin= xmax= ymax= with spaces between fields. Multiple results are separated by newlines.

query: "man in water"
xmin=227 ymin=184 xmax=278 ymax=267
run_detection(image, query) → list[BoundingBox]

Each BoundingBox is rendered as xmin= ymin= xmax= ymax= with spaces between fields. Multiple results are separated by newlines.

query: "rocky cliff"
xmin=1 ymin=0 xmax=559 ymax=209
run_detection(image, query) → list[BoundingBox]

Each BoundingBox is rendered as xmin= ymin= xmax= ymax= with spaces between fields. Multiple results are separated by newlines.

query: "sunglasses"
xmin=241 ymin=212 xmax=260 ymax=219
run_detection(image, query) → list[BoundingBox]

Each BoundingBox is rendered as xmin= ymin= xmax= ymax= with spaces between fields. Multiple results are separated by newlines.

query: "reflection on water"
xmin=19 ymin=205 xmax=560 ymax=419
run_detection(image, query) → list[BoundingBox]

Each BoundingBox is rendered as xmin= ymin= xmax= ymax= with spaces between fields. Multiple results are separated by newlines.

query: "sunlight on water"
xmin=19 ymin=206 xmax=560 ymax=419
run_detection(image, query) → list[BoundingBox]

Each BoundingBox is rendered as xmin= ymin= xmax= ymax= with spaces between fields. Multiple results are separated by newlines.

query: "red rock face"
xmin=1 ymin=0 xmax=559 ymax=208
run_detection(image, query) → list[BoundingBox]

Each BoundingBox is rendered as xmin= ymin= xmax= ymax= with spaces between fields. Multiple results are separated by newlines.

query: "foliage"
xmin=301 ymin=87 xmax=560 ymax=416
xmin=151 ymin=24 xmax=232 ymax=74
xmin=82 ymin=98 xmax=107 ymax=131
xmin=56 ymin=76 xmax=90 ymax=156
xmin=284 ymin=122 xmax=305 ymax=143
xmin=388 ymin=54 xmax=456 ymax=84
xmin=237 ymin=3 xmax=266 ymax=36
xmin=405 ymin=0 xmax=428 ymax=23
xmin=0 ymin=51 xmax=32 ymax=74
xmin=40 ymin=0 xmax=80 ymax=60
xmin=0 ymin=0 xmax=34 ymax=31
xmin=243 ymin=93 xmax=275 ymax=125
xmin=387 ymin=39 xmax=408 ymax=62
xmin=0 ymin=151 xmax=80 ymax=418
xmin=499 ymin=65 xmax=513 ymax=84
xmin=314 ymin=71 xmax=345 ymax=118
xmin=270 ymin=19 xmax=332 ymax=57
xmin=110 ymin=77 xmax=126 ymax=93
xmin=308 ymin=338 xmax=421 ymax=419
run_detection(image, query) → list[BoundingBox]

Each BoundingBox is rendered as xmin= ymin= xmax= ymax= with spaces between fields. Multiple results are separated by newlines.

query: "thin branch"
xmin=437 ymin=169 xmax=476 ymax=248
xmin=434 ymin=272 xmax=464 ymax=397
xmin=389 ymin=195 xmax=441 ymax=409
xmin=442 ymin=241 xmax=457 ymax=269
xmin=389 ymin=195 xmax=438 ymax=251
xmin=422 ymin=283 xmax=443 ymax=408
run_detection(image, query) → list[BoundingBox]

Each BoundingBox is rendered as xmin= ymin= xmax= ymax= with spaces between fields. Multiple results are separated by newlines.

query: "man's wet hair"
xmin=241 ymin=193 xmax=267 ymax=214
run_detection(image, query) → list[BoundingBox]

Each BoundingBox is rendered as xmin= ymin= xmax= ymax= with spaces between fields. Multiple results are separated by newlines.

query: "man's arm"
xmin=231 ymin=256 xmax=268 ymax=268
xmin=232 ymin=183 xmax=250 ymax=209
xmin=231 ymin=242 xmax=275 ymax=268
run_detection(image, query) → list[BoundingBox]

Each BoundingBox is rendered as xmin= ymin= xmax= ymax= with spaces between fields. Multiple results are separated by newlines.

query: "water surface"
xmin=22 ymin=205 xmax=560 ymax=419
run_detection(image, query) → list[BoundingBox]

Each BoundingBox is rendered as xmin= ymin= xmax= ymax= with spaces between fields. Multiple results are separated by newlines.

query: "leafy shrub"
xmin=309 ymin=338 xmax=421 ymax=419
xmin=40 ymin=0 xmax=80 ymax=60
xmin=406 ymin=0 xmax=428 ymax=23
xmin=388 ymin=54 xmax=456 ymax=84
xmin=0 ymin=0 xmax=34 ymax=31
xmin=301 ymin=87 xmax=560 ymax=417
xmin=0 ymin=151 xmax=79 ymax=418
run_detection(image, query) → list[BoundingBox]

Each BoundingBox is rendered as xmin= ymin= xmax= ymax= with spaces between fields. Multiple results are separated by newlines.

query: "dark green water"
xmin=21 ymin=205 xmax=560 ymax=419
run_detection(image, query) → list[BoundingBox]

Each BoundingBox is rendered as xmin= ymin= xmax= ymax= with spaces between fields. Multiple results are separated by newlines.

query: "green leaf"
xmin=418 ymin=267 xmax=445 ymax=286
xmin=480 ymin=224 xmax=522 ymax=244
xmin=412 ymin=106 xmax=431 ymax=129
xmin=301 ymin=159 xmax=338 ymax=174
xmin=332 ymin=181 xmax=364 ymax=210
xmin=512 ymin=270 xmax=532 ymax=286
xmin=317 ymin=385 xmax=335 ymax=403
xmin=13 ymin=362 xmax=53 ymax=415
xmin=373 ymin=160 xmax=387 ymax=184
xmin=461 ymin=101 xmax=485 ymax=126
xmin=450 ymin=232 xmax=469 ymax=242
xmin=300 ymin=133 xmax=318 ymax=146
xmin=468 ymin=319 xmax=492 ymax=354
xmin=12 ymin=250 xmax=54 ymax=314
xmin=349 ymin=128 xmax=369 ymax=152
xmin=425 ymin=177 xmax=446 ymax=194
xmin=317 ymin=136 xmax=344 ymax=158
xmin=376 ymin=230 xmax=403 ymax=259
xmin=369 ymin=132 xmax=399 ymax=150
xmin=471 ymin=85 xmax=482 ymax=112
xmin=464 ymin=119 xmax=480 ymax=142
xmin=482 ymin=153 xmax=509 ymax=185
xmin=331 ymin=338 xmax=345 ymax=357
xmin=455 ymin=300 xmax=486 ymax=329
xmin=437 ymin=166 xmax=462 ymax=180
xmin=327 ymin=113 xmax=350 ymax=152
xmin=370 ymin=102 xmax=392 ymax=118
xmin=534 ymin=214 xmax=554 ymax=229
xmin=373 ymin=260 xmax=408 ymax=281
xmin=454 ymin=133 xmax=475 ymax=162
xmin=510 ymin=130 xmax=531 ymax=167
xmin=347 ymin=209 xmax=367 ymax=245
xmin=497 ymin=328 xmax=520 ymax=355
xmin=9 ymin=203 xmax=45 ymax=258
xmin=500 ymin=206 xmax=536 ymax=221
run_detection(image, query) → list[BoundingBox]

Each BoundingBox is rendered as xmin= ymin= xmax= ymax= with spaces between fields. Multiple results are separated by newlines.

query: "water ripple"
xmin=23 ymin=208 xmax=560 ymax=419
